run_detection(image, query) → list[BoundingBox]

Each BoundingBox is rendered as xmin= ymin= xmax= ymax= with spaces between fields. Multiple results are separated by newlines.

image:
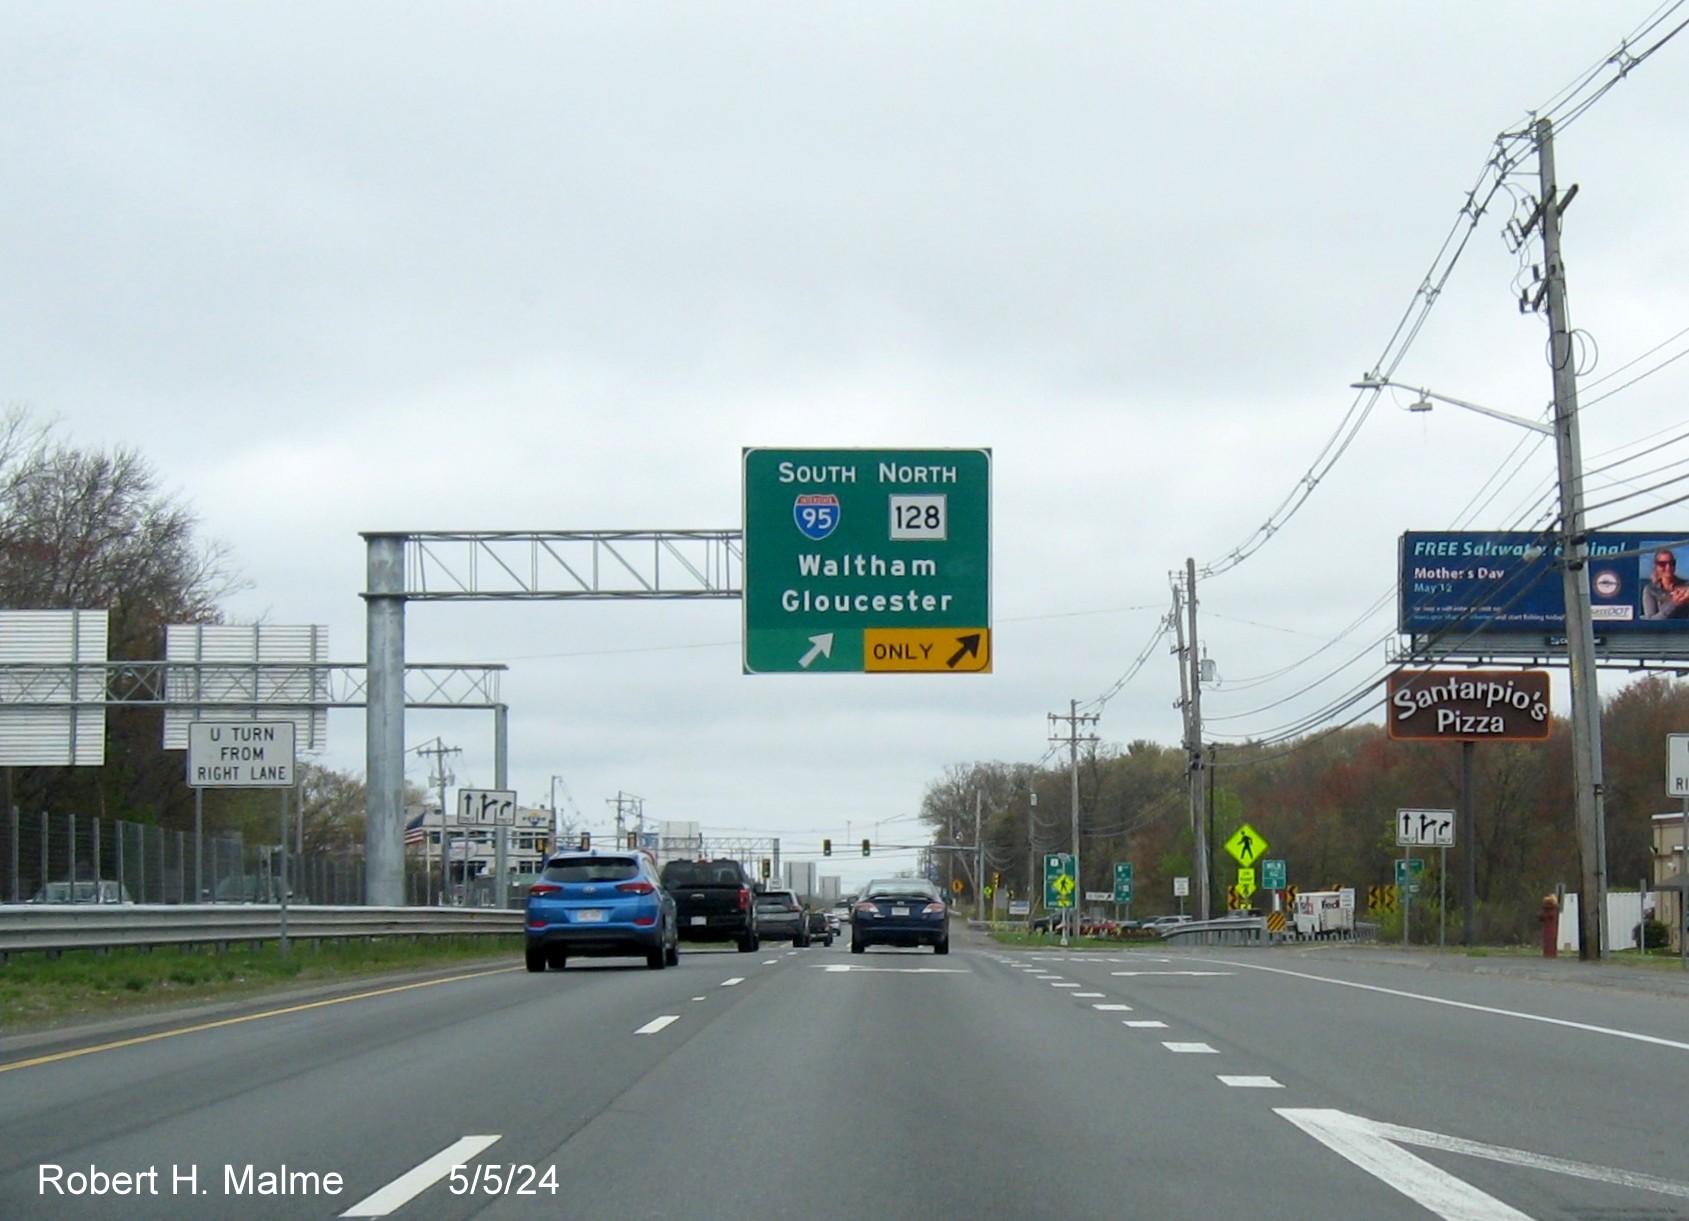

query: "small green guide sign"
xmin=742 ymin=448 xmax=991 ymax=674
xmin=1113 ymin=861 xmax=1133 ymax=904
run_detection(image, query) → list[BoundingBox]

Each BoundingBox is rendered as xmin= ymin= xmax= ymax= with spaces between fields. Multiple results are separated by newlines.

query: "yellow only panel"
xmin=862 ymin=628 xmax=991 ymax=673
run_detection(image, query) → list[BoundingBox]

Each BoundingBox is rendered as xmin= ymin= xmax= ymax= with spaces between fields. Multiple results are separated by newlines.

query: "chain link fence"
xmin=0 ymin=807 xmax=435 ymax=905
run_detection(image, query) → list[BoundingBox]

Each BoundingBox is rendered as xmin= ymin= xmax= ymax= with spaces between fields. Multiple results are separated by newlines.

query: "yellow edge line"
xmin=1 ymin=965 xmax=518 ymax=1073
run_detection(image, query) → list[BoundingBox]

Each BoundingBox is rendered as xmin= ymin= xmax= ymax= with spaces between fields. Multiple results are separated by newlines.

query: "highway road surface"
xmin=3 ymin=926 xmax=1686 ymax=1219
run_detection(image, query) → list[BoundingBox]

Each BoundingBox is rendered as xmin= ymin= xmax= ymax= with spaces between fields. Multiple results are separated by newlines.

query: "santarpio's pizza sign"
xmin=1386 ymin=670 xmax=1551 ymax=742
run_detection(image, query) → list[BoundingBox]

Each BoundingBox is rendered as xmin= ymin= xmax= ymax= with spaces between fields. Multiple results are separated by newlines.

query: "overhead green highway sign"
xmin=742 ymin=448 xmax=991 ymax=674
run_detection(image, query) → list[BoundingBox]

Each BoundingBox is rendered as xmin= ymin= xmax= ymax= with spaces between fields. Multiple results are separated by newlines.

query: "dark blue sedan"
xmin=525 ymin=850 xmax=679 ymax=971
xmin=850 ymin=877 xmax=949 ymax=954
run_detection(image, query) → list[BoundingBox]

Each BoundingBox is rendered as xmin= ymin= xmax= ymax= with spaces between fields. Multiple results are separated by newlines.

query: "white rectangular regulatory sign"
xmin=1669 ymin=734 xmax=1689 ymax=797
xmin=1395 ymin=808 xmax=1455 ymax=847
xmin=187 ymin=721 xmax=296 ymax=788
xmin=456 ymin=788 xmax=518 ymax=825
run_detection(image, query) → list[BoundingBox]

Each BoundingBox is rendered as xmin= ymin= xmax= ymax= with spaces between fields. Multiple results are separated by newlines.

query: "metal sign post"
xmin=1666 ymin=736 xmax=1689 ymax=966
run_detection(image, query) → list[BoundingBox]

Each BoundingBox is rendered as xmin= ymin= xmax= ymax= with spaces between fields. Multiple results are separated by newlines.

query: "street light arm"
xmin=1351 ymin=376 xmax=1554 ymax=436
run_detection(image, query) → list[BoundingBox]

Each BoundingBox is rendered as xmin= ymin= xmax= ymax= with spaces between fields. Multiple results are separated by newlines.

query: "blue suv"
xmin=525 ymin=851 xmax=679 ymax=971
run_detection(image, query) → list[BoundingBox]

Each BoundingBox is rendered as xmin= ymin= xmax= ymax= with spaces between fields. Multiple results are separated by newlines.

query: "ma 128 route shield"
xmin=742 ymin=448 xmax=991 ymax=674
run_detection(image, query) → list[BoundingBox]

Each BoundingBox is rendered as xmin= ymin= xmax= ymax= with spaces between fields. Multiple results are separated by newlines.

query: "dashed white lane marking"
xmin=1050 ymin=982 xmax=1081 ymax=988
xmin=1163 ymin=1042 xmax=1219 ymax=1054
xmin=1034 ymin=974 xmax=1063 ymax=980
xmin=1219 ymin=1075 xmax=1283 ymax=1088
xmin=635 ymin=1015 xmax=680 ymax=1035
xmin=1092 ymin=1003 xmax=1133 ymax=1011
xmin=1124 ymin=1020 xmax=1168 ymax=1028
xmin=1072 ymin=992 xmax=1106 ymax=998
xmin=341 ymin=1135 xmax=501 ymax=1217
xmin=721 ymin=977 xmax=745 ymax=986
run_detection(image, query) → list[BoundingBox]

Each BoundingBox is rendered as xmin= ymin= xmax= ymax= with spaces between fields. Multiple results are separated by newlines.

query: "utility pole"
xmin=1049 ymin=700 xmax=1099 ymax=942
xmin=1026 ymin=789 xmax=1037 ymax=911
xmin=1173 ymin=562 xmax=1210 ymax=920
xmin=607 ymin=791 xmax=644 ymax=848
xmin=974 ymin=789 xmax=984 ymax=924
xmin=412 ymin=737 xmax=460 ymax=905
xmin=1532 ymin=117 xmax=1608 ymax=959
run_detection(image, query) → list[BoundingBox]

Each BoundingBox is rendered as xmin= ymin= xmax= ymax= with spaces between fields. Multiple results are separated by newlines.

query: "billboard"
xmin=1386 ymin=670 xmax=1551 ymax=742
xmin=1400 ymin=532 xmax=1689 ymax=641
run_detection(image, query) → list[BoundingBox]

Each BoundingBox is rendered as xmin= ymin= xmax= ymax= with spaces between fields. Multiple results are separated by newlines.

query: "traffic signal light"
xmin=861 ymin=838 xmax=871 ymax=857
xmin=760 ymin=857 xmax=772 ymax=879
xmin=579 ymin=832 xmax=591 ymax=851
xmin=823 ymin=838 xmax=832 ymax=857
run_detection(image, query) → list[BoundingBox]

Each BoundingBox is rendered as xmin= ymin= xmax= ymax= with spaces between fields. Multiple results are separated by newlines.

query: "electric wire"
xmin=1199 ymin=10 xmax=1679 ymax=582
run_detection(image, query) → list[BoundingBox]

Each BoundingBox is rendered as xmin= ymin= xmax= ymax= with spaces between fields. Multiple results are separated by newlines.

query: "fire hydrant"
xmin=1537 ymin=894 xmax=1560 ymax=958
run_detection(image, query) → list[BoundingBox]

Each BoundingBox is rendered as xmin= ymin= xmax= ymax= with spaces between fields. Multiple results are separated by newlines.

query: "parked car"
xmin=753 ymin=888 xmax=811 ymax=945
xmin=211 ymin=875 xmax=303 ymax=903
xmin=851 ymin=877 xmax=949 ymax=954
xmin=659 ymin=858 xmax=760 ymax=952
xmin=807 ymin=909 xmax=834 ymax=946
xmin=29 ymin=880 xmax=133 ymax=904
xmin=1144 ymin=914 xmax=1194 ymax=932
xmin=525 ymin=850 xmax=678 ymax=971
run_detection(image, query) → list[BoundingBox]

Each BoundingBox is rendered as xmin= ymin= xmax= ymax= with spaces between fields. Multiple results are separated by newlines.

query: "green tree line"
xmin=920 ymin=675 xmax=1689 ymax=943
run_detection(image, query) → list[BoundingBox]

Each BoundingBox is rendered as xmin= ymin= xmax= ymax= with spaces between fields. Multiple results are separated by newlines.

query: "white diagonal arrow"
xmin=1279 ymin=1108 xmax=1689 ymax=1217
xmin=798 ymin=633 xmax=834 ymax=668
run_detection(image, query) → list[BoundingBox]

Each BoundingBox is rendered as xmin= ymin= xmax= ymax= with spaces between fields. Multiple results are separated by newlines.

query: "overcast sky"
xmin=5 ymin=3 xmax=1687 ymax=890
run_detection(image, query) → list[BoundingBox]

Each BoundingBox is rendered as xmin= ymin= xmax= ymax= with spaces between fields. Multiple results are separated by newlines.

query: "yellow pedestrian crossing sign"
xmin=1043 ymin=853 xmax=1076 ymax=908
xmin=1224 ymin=823 xmax=1268 ymax=866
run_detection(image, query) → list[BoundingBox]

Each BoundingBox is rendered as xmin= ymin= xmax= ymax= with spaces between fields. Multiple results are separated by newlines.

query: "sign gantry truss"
xmin=401 ymin=530 xmax=744 ymax=600
xmin=0 ymin=661 xmax=505 ymax=709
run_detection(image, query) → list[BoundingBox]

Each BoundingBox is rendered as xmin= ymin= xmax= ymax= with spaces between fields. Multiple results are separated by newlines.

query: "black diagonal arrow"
xmin=946 ymin=633 xmax=982 ymax=669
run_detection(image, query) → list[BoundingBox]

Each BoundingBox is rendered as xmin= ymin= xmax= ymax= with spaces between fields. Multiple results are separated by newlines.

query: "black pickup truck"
xmin=659 ymin=859 xmax=760 ymax=952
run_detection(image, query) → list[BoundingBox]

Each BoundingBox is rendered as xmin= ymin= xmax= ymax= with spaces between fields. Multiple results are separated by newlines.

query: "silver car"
xmin=753 ymin=889 xmax=811 ymax=946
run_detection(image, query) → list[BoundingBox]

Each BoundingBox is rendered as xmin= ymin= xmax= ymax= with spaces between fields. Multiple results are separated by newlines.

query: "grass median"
xmin=0 ymin=936 xmax=519 ymax=1033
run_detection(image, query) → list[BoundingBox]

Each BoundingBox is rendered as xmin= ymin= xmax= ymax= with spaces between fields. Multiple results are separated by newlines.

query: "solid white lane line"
xmin=1196 ymin=958 xmax=1689 ymax=1052
xmin=635 ymin=1015 xmax=680 ymax=1035
xmin=340 ymin=1135 xmax=501 ymax=1217
xmin=1163 ymin=1042 xmax=1219 ymax=1054
xmin=1219 ymin=1075 xmax=1283 ymax=1089
xmin=1110 ymin=970 xmax=1233 ymax=977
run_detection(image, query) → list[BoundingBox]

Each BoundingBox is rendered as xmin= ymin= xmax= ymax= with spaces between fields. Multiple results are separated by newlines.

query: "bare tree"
xmin=0 ymin=407 xmax=246 ymax=824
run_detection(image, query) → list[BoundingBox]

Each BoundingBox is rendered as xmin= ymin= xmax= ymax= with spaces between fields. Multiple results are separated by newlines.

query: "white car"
xmin=1144 ymin=914 xmax=1193 ymax=929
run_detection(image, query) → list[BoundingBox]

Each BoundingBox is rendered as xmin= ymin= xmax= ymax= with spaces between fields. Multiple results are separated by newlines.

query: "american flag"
xmin=404 ymin=810 xmax=428 ymax=847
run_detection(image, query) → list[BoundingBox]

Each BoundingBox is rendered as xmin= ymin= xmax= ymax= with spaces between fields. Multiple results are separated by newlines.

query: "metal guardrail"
xmin=1159 ymin=916 xmax=1274 ymax=946
xmin=0 ymin=905 xmax=522 ymax=958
